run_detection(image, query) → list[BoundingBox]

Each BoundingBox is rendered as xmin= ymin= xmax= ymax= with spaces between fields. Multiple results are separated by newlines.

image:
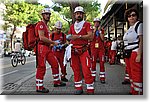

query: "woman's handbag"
xmin=123 ymin=49 xmax=132 ymax=58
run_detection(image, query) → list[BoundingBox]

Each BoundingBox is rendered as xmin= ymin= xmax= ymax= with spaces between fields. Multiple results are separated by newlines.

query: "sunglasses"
xmin=43 ymin=13 xmax=51 ymax=16
xmin=128 ymin=14 xmax=137 ymax=18
xmin=56 ymin=28 xmax=61 ymax=30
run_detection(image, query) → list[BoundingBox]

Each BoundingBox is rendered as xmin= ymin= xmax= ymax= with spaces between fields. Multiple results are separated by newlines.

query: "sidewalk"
xmin=2 ymin=63 xmax=130 ymax=95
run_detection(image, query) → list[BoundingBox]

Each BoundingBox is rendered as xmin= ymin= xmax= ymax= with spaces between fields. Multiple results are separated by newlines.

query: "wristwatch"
xmin=79 ymin=35 xmax=82 ymax=39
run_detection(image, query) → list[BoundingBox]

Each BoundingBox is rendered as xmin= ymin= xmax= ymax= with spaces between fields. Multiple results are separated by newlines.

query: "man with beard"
xmin=35 ymin=8 xmax=66 ymax=93
xmin=68 ymin=6 xmax=94 ymax=95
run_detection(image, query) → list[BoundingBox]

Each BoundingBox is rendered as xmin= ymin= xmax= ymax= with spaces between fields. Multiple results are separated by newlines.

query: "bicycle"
xmin=11 ymin=51 xmax=26 ymax=67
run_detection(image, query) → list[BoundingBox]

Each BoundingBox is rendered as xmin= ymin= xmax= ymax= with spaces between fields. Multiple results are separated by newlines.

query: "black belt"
xmin=124 ymin=42 xmax=139 ymax=47
xmin=124 ymin=46 xmax=139 ymax=51
xmin=38 ymin=43 xmax=49 ymax=46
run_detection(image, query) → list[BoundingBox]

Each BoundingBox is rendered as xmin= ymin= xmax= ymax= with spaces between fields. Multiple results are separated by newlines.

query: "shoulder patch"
xmin=90 ymin=25 xmax=93 ymax=29
xmin=40 ymin=25 xmax=44 ymax=29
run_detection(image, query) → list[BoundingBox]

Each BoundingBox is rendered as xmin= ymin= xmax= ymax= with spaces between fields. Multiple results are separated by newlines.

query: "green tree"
xmin=3 ymin=0 xmax=43 ymax=51
xmin=52 ymin=0 xmax=101 ymax=25
xmin=52 ymin=0 xmax=79 ymax=24
xmin=48 ymin=11 xmax=69 ymax=34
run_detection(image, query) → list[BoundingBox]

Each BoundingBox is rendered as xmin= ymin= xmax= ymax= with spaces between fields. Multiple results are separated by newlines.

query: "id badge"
xmin=95 ymin=43 xmax=99 ymax=48
xmin=56 ymin=49 xmax=60 ymax=51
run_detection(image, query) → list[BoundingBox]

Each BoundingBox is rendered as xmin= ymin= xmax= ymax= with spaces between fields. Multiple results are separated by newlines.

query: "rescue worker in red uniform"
xmin=123 ymin=9 xmax=143 ymax=95
xmin=90 ymin=18 xmax=105 ymax=83
xmin=67 ymin=6 xmax=94 ymax=95
xmin=51 ymin=21 xmax=68 ymax=82
xmin=109 ymin=37 xmax=117 ymax=64
xmin=106 ymin=39 xmax=112 ymax=63
xmin=35 ymin=8 xmax=66 ymax=93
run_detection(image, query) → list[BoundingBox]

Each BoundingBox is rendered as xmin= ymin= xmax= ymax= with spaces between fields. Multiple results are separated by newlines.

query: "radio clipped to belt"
xmin=71 ymin=45 xmax=88 ymax=55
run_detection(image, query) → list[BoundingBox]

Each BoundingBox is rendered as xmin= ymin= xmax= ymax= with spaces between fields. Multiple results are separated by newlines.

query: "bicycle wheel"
xmin=21 ymin=55 xmax=26 ymax=65
xmin=11 ymin=55 xmax=18 ymax=67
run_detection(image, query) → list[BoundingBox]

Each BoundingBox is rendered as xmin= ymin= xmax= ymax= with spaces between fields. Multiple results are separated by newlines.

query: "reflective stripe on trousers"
xmin=86 ymin=82 xmax=94 ymax=90
xmin=99 ymin=72 xmax=105 ymax=78
xmin=75 ymin=80 xmax=82 ymax=88
xmin=133 ymin=82 xmax=143 ymax=94
xmin=36 ymin=79 xmax=43 ymax=90
xmin=125 ymin=74 xmax=130 ymax=80
xmin=91 ymin=71 xmax=96 ymax=77
xmin=53 ymin=74 xmax=60 ymax=81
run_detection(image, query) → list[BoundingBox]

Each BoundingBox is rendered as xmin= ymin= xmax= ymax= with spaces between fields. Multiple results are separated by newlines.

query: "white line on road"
xmin=1 ymin=60 xmax=36 ymax=69
xmin=0 ymin=70 xmax=18 ymax=77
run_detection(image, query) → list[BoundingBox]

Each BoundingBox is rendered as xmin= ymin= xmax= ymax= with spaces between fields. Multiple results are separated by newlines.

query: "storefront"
xmin=101 ymin=0 xmax=143 ymax=40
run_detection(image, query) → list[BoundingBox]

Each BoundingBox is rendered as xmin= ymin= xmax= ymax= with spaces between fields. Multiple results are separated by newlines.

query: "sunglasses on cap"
xmin=43 ymin=13 xmax=51 ymax=15
xmin=128 ymin=13 xmax=137 ymax=18
xmin=56 ymin=28 xmax=61 ymax=30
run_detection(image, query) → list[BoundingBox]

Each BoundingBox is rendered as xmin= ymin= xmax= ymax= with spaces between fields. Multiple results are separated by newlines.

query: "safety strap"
xmin=135 ymin=21 xmax=142 ymax=34
xmin=124 ymin=41 xmax=139 ymax=47
xmin=125 ymin=46 xmax=139 ymax=51
xmin=52 ymin=33 xmax=65 ymax=43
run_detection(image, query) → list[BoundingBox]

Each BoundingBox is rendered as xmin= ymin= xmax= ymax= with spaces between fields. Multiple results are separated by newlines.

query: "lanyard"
xmin=95 ymin=30 xmax=100 ymax=38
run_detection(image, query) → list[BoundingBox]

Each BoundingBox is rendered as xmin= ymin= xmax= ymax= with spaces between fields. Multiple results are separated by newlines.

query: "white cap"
xmin=41 ymin=8 xmax=51 ymax=14
xmin=74 ymin=6 xmax=84 ymax=13
xmin=93 ymin=18 xmax=100 ymax=22
xmin=55 ymin=21 xmax=62 ymax=29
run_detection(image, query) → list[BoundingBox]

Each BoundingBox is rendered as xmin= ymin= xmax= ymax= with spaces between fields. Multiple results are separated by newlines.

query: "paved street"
xmin=0 ymin=56 xmax=130 ymax=95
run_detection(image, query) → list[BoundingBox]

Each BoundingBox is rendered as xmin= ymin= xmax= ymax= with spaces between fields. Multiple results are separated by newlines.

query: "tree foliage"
xmin=3 ymin=0 xmax=43 ymax=26
xmin=3 ymin=0 xmax=44 ymax=51
xmin=52 ymin=0 xmax=101 ymax=25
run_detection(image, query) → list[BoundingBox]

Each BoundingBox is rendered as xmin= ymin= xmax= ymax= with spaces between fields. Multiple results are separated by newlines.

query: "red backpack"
xmin=22 ymin=23 xmax=39 ymax=51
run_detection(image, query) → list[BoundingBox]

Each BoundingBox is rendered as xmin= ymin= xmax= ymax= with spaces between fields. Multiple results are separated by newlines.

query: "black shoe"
xmin=129 ymin=92 xmax=132 ymax=95
xmin=54 ymin=82 xmax=66 ymax=87
xmin=36 ymin=87 xmax=49 ymax=93
xmin=74 ymin=90 xmax=83 ymax=95
xmin=122 ymin=80 xmax=130 ymax=85
xmin=101 ymin=80 xmax=105 ymax=84
xmin=87 ymin=92 xmax=94 ymax=95
xmin=61 ymin=77 xmax=68 ymax=82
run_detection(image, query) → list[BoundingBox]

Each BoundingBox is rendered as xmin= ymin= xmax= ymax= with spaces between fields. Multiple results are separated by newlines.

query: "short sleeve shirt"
xmin=35 ymin=21 xmax=50 ymax=44
xmin=123 ymin=21 xmax=143 ymax=51
xmin=68 ymin=22 xmax=92 ymax=45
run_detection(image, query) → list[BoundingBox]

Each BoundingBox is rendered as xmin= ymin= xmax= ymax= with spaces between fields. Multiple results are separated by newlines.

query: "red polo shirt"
xmin=50 ymin=32 xmax=66 ymax=44
xmin=68 ymin=22 xmax=92 ymax=45
xmin=35 ymin=21 xmax=50 ymax=45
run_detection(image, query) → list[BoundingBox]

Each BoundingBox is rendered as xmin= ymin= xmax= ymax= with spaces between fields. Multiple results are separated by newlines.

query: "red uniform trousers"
xmin=91 ymin=48 xmax=105 ymax=81
xmin=124 ymin=59 xmax=130 ymax=82
xmin=124 ymin=52 xmax=143 ymax=95
xmin=109 ymin=50 xmax=116 ymax=64
xmin=53 ymin=50 xmax=67 ymax=79
xmin=71 ymin=50 xmax=94 ymax=93
xmin=36 ymin=44 xmax=61 ymax=90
